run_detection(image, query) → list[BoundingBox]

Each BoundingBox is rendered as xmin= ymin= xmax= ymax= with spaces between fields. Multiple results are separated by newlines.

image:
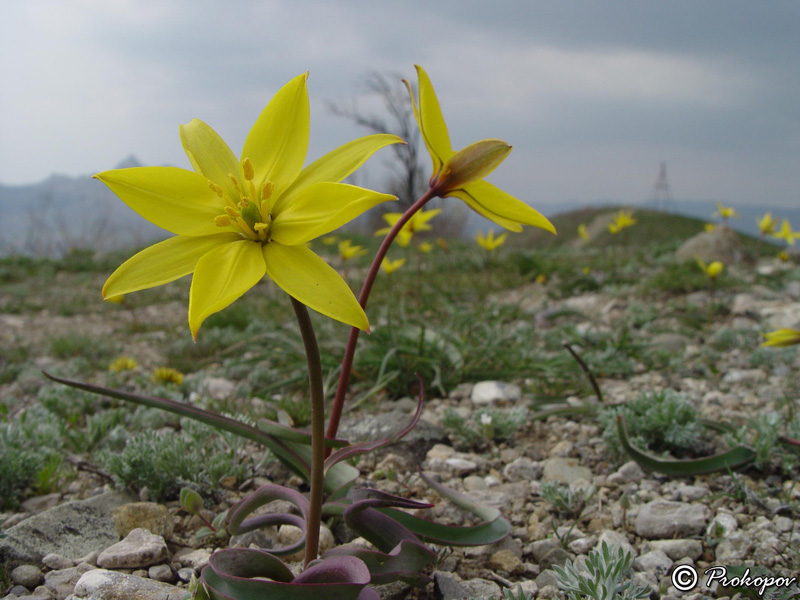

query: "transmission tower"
xmin=649 ymin=161 xmax=675 ymax=212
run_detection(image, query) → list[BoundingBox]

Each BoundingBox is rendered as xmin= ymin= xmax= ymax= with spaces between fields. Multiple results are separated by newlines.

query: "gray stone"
xmin=463 ymin=475 xmax=487 ymax=491
xmin=21 ymin=493 xmax=62 ymax=514
xmin=45 ymin=563 xmax=95 ymax=600
xmin=204 ymin=377 xmax=236 ymax=400
xmin=504 ymin=457 xmax=543 ymax=482
xmin=42 ymin=554 xmax=75 ymax=570
xmin=635 ymin=501 xmax=709 ymax=539
xmin=338 ymin=414 xmax=448 ymax=463
xmin=675 ymin=224 xmax=748 ymax=264
xmin=11 ymin=564 xmax=44 ymax=588
xmin=542 ymin=457 xmax=592 ymax=484
xmin=71 ymin=569 xmax=189 ymax=600
xmin=648 ymin=333 xmax=691 ymax=353
xmin=173 ymin=548 xmax=211 ymax=571
xmin=147 ymin=564 xmax=174 ymax=583
xmin=444 ymin=457 xmax=477 ymax=475
xmin=433 ymin=571 xmax=468 ymax=600
xmin=112 ymin=503 xmax=173 ymax=539
xmin=96 ymin=528 xmax=169 ymax=569
xmin=633 ymin=550 xmax=673 ymax=575
xmin=607 ymin=461 xmax=645 ymax=484
xmin=471 ymin=381 xmax=522 ymax=405
xmin=644 ymin=539 xmax=703 ymax=561
xmin=597 ymin=530 xmax=635 ymax=556
xmin=0 ymin=492 xmax=132 ymax=570
xmin=715 ymin=530 xmax=753 ymax=562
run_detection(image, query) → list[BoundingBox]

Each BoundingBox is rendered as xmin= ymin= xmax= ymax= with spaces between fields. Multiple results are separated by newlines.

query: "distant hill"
xmin=0 ymin=156 xmax=168 ymax=257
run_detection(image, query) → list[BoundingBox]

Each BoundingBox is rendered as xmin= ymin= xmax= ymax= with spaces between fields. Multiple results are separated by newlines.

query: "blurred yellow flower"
xmin=96 ymin=73 xmax=401 ymax=338
xmin=338 ymin=239 xmax=367 ymax=261
xmin=475 ymin=230 xmax=507 ymax=252
xmin=321 ymin=236 xmax=338 ymax=246
xmin=757 ymin=212 xmax=777 ymax=235
xmin=577 ymin=224 xmax=589 ymax=241
xmin=405 ymin=65 xmax=555 ymax=235
xmin=153 ymin=367 xmax=184 ymax=385
xmin=375 ymin=208 xmax=441 ymax=247
xmin=535 ymin=273 xmax=547 ymax=285
xmin=436 ymin=237 xmax=449 ymax=252
xmin=713 ymin=202 xmax=738 ymax=220
xmin=109 ymin=356 xmax=138 ymax=372
xmin=704 ymin=223 xmax=716 ymax=233
xmin=761 ymin=328 xmax=800 ymax=347
xmin=696 ymin=258 xmax=724 ymax=281
xmin=773 ymin=219 xmax=799 ymax=246
xmin=418 ymin=241 xmax=434 ymax=253
xmin=381 ymin=257 xmax=406 ymax=274
xmin=778 ymin=250 xmax=790 ymax=262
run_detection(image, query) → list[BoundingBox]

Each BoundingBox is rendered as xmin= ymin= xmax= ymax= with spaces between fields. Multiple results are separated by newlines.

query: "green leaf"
xmin=616 ymin=415 xmax=756 ymax=475
xmin=180 ymin=487 xmax=204 ymax=515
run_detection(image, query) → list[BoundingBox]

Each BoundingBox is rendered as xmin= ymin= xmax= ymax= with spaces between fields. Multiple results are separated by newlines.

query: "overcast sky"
xmin=1 ymin=0 xmax=798 ymax=209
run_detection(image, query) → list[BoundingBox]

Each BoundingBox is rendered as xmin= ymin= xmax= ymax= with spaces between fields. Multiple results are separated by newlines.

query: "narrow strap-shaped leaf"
xmin=616 ymin=415 xmax=755 ymax=475
xmin=344 ymin=490 xmax=434 ymax=552
xmin=258 ymin=418 xmax=349 ymax=448
xmin=324 ymin=539 xmax=435 ymax=586
xmin=43 ymin=371 xmax=312 ymax=478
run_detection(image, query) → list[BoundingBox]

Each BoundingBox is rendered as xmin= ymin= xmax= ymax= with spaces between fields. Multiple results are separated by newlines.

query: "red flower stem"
xmin=325 ymin=187 xmax=438 ymax=447
xmin=290 ymin=298 xmax=324 ymax=567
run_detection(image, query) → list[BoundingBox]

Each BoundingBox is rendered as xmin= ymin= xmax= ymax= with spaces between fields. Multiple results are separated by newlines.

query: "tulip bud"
xmin=431 ymin=138 xmax=511 ymax=195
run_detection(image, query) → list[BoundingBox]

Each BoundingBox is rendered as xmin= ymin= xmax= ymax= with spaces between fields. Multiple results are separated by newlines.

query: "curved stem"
xmin=290 ymin=297 xmax=324 ymax=567
xmin=326 ymin=187 xmax=438 ymax=445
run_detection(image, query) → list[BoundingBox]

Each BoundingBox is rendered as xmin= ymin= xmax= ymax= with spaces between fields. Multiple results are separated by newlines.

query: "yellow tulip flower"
xmin=381 ymin=257 xmax=406 ymax=275
xmin=773 ymin=219 xmax=799 ymax=246
xmin=404 ymin=66 xmax=555 ymax=235
xmin=761 ymin=328 xmax=800 ymax=347
xmin=778 ymin=250 xmax=791 ymax=262
xmin=375 ymin=208 xmax=441 ymax=248
xmin=757 ymin=212 xmax=777 ymax=235
xmin=96 ymin=74 xmax=402 ymax=338
xmin=475 ymin=230 xmax=507 ymax=252
xmin=696 ymin=258 xmax=724 ymax=281
xmin=418 ymin=241 xmax=434 ymax=253
xmin=338 ymin=240 xmax=367 ymax=261
xmin=714 ymin=202 xmax=739 ymax=220
xmin=577 ymin=223 xmax=589 ymax=241
xmin=704 ymin=223 xmax=716 ymax=233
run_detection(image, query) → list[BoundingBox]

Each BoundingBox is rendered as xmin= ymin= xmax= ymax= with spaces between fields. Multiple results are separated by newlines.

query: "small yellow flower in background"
xmin=608 ymin=222 xmax=620 ymax=235
xmin=338 ymin=239 xmax=367 ymax=261
xmin=607 ymin=210 xmax=636 ymax=235
xmin=704 ymin=223 xmax=716 ymax=233
xmin=436 ymin=237 xmax=449 ymax=252
xmin=757 ymin=212 xmax=777 ymax=235
xmin=581 ymin=266 xmax=591 ymax=274
xmin=405 ymin=66 xmax=555 ymax=235
xmin=773 ymin=219 xmax=799 ymax=246
xmin=375 ymin=208 xmax=441 ymax=248
xmin=109 ymin=356 xmax=138 ymax=372
xmin=475 ymin=230 xmax=507 ymax=252
xmin=96 ymin=73 xmax=402 ymax=339
xmin=535 ymin=273 xmax=547 ymax=285
xmin=381 ymin=257 xmax=406 ymax=274
xmin=713 ymin=202 xmax=739 ymax=220
xmin=577 ymin=224 xmax=589 ymax=241
xmin=321 ymin=236 xmax=338 ymax=246
xmin=761 ymin=328 xmax=800 ymax=347
xmin=153 ymin=367 xmax=184 ymax=385
xmin=778 ymin=250 xmax=791 ymax=262
xmin=418 ymin=241 xmax=434 ymax=253
xmin=696 ymin=258 xmax=724 ymax=281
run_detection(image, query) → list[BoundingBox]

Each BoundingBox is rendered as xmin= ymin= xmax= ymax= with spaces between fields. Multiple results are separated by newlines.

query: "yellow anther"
xmin=215 ymin=215 xmax=231 ymax=227
xmin=253 ymin=222 xmax=268 ymax=231
xmin=261 ymin=180 xmax=275 ymax=200
xmin=236 ymin=217 xmax=257 ymax=239
xmin=242 ymin=158 xmax=255 ymax=181
xmin=229 ymin=174 xmax=241 ymax=192
xmin=240 ymin=197 xmax=250 ymax=208
xmin=208 ymin=181 xmax=224 ymax=197
xmin=225 ymin=206 xmax=240 ymax=218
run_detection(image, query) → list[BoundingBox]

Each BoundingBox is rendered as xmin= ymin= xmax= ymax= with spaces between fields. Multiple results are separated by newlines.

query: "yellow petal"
xmin=95 ymin=167 xmax=221 ymax=236
xmin=179 ymin=118 xmax=243 ymax=201
xmin=242 ymin=73 xmax=309 ymax=199
xmin=188 ymin=240 xmax=266 ymax=339
xmin=276 ymin=134 xmax=404 ymax=213
xmin=103 ymin=233 xmax=239 ymax=299
xmin=262 ymin=242 xmax=368 ymax=330
xmin=762 ymin=328 xmax=800 ymax=347
xmin=406 ymin=66 xmax=453 ymax=174
xmin=435 ymin=139 xmax=511 ymax=193
xmin=271 ymin=182 xmax=396 ymax=245
xmin=451 ymin=180 xmax=556 ymax=234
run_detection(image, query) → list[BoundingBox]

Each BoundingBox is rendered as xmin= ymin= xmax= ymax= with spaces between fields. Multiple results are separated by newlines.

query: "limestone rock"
xmin=675 ymin=224 xmax=747 ymax=264
xmin=635 ymin=501 xmax=709 ymax=539
xmin=96 ymin=528 xmax=169 ymax=569
xmin=71 ymin=569 xmax=189 ymax=600
xmin=113 ymin=502 xmax=174 ymax=538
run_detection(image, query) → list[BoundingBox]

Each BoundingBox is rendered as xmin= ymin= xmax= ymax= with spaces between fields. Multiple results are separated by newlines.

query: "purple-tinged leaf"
xmin=325 ymin=539 xmax=436 ymax=586
xmin=344 ymin=489 xmax=433 ymax=552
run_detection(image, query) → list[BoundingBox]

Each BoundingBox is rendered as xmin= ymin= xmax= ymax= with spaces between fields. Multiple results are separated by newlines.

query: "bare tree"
xmin=328 ymin=71 xmax=427 ymax=210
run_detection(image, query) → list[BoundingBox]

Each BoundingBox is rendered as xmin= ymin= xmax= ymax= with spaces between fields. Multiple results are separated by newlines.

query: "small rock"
xmin=648 ymin=333 xmax=691 ymax=353
xmin=542 ymin=457 xmax=592 ymax=484
xmin=597 ymin=530 xmax=635 ymax=556
xmin=21 ymin=493 xmax=62 ymax=514
xmin=635 ymin=501 xmax=709 ymax=539
xmin=715 ymin=530 xmax=753 ymax=562
xmin=644 ymin=539 xmax=703 ymax=561
xmin=96 ymin=528 xmax=169 ymax=569
xmin=72 ymin=569 xmax=187 ymax=600
xmin=503 ymin=457 xmax=543 ymax=482
xmin=177 ymin=567 xmax=195 ymax=582
xmin=567 ymin=536 xmax=597 ymax=555
xmin=11 ymin=564 xmax=44 ymax=588
xmin=489 ymin=549 xmax=523 ymax=574
xmin=707 ymin=512 xmax=737 ymax=539
xmin=42 ymin=554 xmax=75 ymax=570
xmin=444 ymin=457 xmax=477 ymax=475
xmin=44 ymin=562 xmax=94 ymax=600
xmin=277 ymin=523 xmax=334 ymax=562
xmin=463 ymin=476 xmax=487 ymax=491
xmin=113 ymin=502 xmax=174 ymax=539
xmin=173 ymin=548 xmax=211 ymax=571
xmin=471 ymin=381 xmax=521 ymax=405
xmin=147 ymin=563 xmax=175 ymax=583
xmin=633 ymin=550 xmax=672 ymax=575
xmin=204 ymin=377 xmax=236 ymax=400
xmin=607 ymin=461 xmax=645 ymax=484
